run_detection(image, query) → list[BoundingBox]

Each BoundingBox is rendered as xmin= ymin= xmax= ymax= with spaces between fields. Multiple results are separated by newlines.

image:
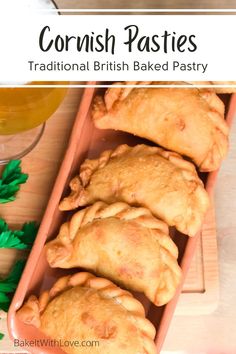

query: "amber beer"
xmin=0 ymin=0 xmax=65 ymax=136
xmin=0 ymin=82 xmax=67 ymax=135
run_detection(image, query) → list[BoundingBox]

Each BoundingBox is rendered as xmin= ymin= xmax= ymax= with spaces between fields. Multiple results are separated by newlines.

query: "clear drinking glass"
xmin=0 ymin=0 xmax=65 ymax=164
xmin=0 ymin=83 xmax=67 ymax=163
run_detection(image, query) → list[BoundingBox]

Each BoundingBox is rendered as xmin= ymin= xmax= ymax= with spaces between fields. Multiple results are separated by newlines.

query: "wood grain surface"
xmin=0 ymin=88 xmax=82 ymax=272
xmin=0 ymin=88 xmax=82 ymax=352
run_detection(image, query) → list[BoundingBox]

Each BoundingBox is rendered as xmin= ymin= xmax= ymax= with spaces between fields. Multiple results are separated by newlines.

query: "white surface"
xmin=0 ymin=14 xmax=236 ymax=82
xmin=0 ymin=0 xmax=56 ymax=10
xmin=0 ymin=0 xmax=56 ymax=85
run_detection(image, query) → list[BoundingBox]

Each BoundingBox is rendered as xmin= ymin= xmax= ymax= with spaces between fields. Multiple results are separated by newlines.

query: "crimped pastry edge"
xmin=17 ymin=272 xmax=156 ymax=354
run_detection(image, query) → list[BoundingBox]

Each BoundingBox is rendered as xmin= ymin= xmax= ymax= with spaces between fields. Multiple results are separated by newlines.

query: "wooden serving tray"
xmin=5 ymin=87 xmax=235 ymax=353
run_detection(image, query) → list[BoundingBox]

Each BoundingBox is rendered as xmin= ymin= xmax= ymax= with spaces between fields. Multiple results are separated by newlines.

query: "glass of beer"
xmin=0 ymin=0 xmax=66 ymax=164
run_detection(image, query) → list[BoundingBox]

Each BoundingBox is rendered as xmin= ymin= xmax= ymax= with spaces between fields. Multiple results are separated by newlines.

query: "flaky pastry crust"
xmin=59 ymin=144 xmax=210 ymax=236
xmin=46 ymin=201 xmax=182 ymax=306
xmin=17 ymin=272 xmax=156 ymax=354
xmin=92 ymin=81 xmax=229 ymax=171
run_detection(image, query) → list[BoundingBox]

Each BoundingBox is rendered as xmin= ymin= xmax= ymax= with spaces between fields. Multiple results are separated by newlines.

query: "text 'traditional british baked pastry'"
xmin=59 ymin=144 xmax=210 ymax=236
xmin=17 ymin=272 xmax=156 ymax=354
xmin=46 ymin=201 xmax=182 ymax=306
xmin=92 ymin=82 xmax=229 ymax=171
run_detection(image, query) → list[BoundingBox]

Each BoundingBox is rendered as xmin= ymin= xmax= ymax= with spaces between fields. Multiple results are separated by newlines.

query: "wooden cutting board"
xmin=176 ymin=204 xmax=219 ymax=315
xmin=0 ymin=87 xmax=219 ymax=351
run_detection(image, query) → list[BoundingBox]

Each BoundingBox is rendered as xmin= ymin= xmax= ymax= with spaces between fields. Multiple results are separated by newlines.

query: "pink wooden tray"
xmin=7 ymin=86 xmax=236 ymax=353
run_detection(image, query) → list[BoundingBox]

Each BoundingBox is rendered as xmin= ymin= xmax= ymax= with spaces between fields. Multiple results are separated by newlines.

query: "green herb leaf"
xmin=0 ymin=292 xmax=10 ymax=303
xmin=0 ymin=332 xmax=4 ymax=340
xmin=2 ymin=160 xmax=20 ymax=182
xmin=0 ymin=260 xmax=26 ymax=312
xmin=0 ymin=219 xmax=38 ymax=250
xmin=4 ymin=260 xmax=26 ymax=285
xmin=0 ymin=222 xmax=27 ymax=250
xmin=0 ymin=160 xmax=28 ymax=204
xmin=0 ymin=302 xmax=10 ymax=312
xmin=20 ymin=222 xmax=39 ymax=246
xmin=0 ymin=230 xmax=28 ymax=249
xmin=0 ymin=219 xmax=8 ymax=233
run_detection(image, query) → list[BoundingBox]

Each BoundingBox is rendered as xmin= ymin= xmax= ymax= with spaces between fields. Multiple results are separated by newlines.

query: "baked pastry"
xmin=17 ymin=272 xmax=156 ymax=354
xmin=92 ymin=81 xmax=229 ymax=171
xmin=59 ymin=144 xmax=210 ymax=236
xmin=46 ymin=201 xmax=182 ymax=306
xmin=189 ymin=81 xmax=236 ymax=93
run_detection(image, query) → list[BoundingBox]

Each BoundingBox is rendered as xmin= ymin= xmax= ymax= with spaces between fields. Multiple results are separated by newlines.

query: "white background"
xmin=0 ymin=14 xmax=235 ymax=83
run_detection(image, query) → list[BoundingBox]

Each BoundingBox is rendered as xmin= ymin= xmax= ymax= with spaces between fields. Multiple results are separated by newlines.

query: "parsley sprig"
xmin=0 ymin=219 xmax=38 ymax=250
xmin=0 ymin=160 xmax=38 ymax=340
xmin=0 ymin=260 xmax=26 ymax=312
xmin=0 ymin=160 xmax=28 ymax=203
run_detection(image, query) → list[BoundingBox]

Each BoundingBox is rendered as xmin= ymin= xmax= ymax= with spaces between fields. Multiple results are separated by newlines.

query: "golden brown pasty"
xmin=46 ymin=201 xmax=182 ymax=306
xmin=59 ymin=144 xmax=210 ymax=236
xmin=92 ymin=81 xmax=229 ymax=171
xmin=17 ymin=272 xmax=156 ymax=354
